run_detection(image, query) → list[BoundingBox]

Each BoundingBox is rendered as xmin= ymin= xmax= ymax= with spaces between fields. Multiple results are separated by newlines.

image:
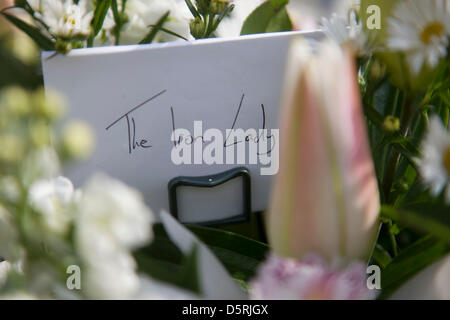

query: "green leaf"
xmin=135 ymin=248 xmax=200 ymax=294
xmin=379 ymin=236 xmax=449 ymax=299
xmin=186 ymin=225 xmax=269 ymax=281
xmin=269 ymin=0 xmax=289 ymax=9
xmin=111 ymin=0 xmax=121 ymax=25
xmin=92 ymin=0 xmax=111 ymax=37
xmin=147 ymin=26 xmax=189 ymax=41
xmin=138 ymin=223 xmax=268 ymax=286
xmin=381 ymin=204 xmax=450 ymax=244
xmin=372 ymin=244 xmax=392 ymax=269
xmin=179 ymin=246 xmax=200 ymax=293
xmin=185 ymin=0 xmax=200 ymax=18
xmin=265 ymin=6 xmax=292 ymax=33
xmin=135 ymin=225 xmax=200 ymax=293
xmin=0 ymin=11 xmax=54 ymax=50
xmin=240 ymin=1 xmax=292 ymax=35
xmin=139 ymin=11 xmax=170 ymax=44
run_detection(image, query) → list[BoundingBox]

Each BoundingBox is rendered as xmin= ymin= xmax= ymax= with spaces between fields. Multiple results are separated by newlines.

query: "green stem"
xmin=204 ymin=13 xmax=215 ymax=38
xmin=381 ymin=95 xmax=415 ymax=203
xmin=388 ymin=220 xmax=399 ymax=257
xmin=381 ymin=95 xmax=416 ymax=258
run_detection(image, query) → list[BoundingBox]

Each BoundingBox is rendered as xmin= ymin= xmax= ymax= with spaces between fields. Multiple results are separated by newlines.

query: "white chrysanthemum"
xmin=387 ymin=0 xmax=450 ymax=74
xmin=28 ymin=176 xmax=77 ymax=236
xmin=36 ymin=0 xmax=94 ymax=39
xmin=321 ymin=11 xmax=367 ymax=55
xmin=418 ymin=116 xmax=450 ymax=202
xmin=118 ymin=0 xmax=191 ymax=44
xmin=75 ymin=173 xmax=154 ymax=299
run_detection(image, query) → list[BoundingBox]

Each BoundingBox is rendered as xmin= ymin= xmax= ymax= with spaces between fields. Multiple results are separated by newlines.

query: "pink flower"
xmin=267 ymin=40 xmax=380 ymax=263
xmin=250 ymin=254 xmax=376 ymax=300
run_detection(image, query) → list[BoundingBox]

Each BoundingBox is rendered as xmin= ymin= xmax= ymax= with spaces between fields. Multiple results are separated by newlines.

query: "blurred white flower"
xmin=82 ymin=249 xmax=141 ymax=299
xmin=418 ymin=116 xmax=450 ymax=202
xmin=21 ymin=147 xmax=61 ymax=187
xmin=23 ymin=260 xmax=71 ymax=299
xmin=287 ymin=0 xmax=360 ymax=30
xmin=250 ymin=254 xmax=375 ymax=300
xmin=135 ymin=275 xmax=199 ymax=300
xmin=0 ymin=290 xmax=38 ymax=300
xmin=35 ymin=0 xmax=94 ymax=39
xmin=0 ymin=259 xmax=24 ymax=289
xmin=61 ymin=120 xmax=95 ymax=160
xmin=0 ymin=176 xmax=21 ymax=203
xmin=28 ymin=176 xmax=77 ymax=236
xmin=77 ymin=173 xmax=153 ymax=250
xmin=27 ymin=0 xmax=42 ymax=12
xmin=387 ymin=0 xmax=450 ymax=74
xmin=75 ymin=173 xmax=154 ymax=299
xmin=0 ymin=260 xmax=11 ymax=287
xmin=321 ymin=11 xmax=367 ymax=55
xmin=118 ymin=0 xmax=191 ymax=44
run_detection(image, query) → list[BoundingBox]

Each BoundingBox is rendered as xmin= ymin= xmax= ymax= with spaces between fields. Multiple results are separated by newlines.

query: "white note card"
xmin=42 ymin=30 xmax=322 ymax=223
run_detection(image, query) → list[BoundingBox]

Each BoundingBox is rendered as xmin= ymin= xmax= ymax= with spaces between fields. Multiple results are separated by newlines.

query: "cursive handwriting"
xmin=171 ymin=94 xmax=275 ymax=155
xmin=106 ymin=90 xmax=275 ymax=156
xmin=106 ymin=89 xmax=167 ymax=154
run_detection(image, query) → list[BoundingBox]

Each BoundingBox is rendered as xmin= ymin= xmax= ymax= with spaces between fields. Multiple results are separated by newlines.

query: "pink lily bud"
xmin=267 ymin=40 xmax=380 ymax=264
xmin=250 ymin=254 xmax=376 ymax=300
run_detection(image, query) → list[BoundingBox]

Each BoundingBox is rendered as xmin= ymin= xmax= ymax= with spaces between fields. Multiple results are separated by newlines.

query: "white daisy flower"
xmin=321 ymin=10 xmax=368 ymax=55
xmin=387 ymin=0 xmax=450 ymax=74
xmin=36 ymin=0 xmax=94 ymax=39
xmin=118 ymin=0 xmax=191 ymax=44
xmin=418 ymin=116 xmax=450 ymax=202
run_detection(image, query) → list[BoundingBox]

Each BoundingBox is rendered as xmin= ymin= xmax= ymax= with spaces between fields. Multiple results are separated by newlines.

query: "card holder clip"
xmin=168 ymin=167 xmax=251 ymax=226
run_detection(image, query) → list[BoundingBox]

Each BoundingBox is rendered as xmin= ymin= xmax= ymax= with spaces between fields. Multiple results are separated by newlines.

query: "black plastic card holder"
xmin=168 ymin=167 xmax=252 ymax=227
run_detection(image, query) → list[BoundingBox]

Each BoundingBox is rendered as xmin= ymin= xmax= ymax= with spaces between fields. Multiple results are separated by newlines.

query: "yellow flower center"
xmin=63 ymin=15 xmax=77 ymax=26
xmin=444 ymin=147 xmax=450 ymax=174
xmin=420 ymin=22 xmax=445 ymax=44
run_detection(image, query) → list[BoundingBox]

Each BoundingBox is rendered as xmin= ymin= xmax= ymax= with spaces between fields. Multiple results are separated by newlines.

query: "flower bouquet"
xmin=0 ymin=0 xmax=449 ymax=301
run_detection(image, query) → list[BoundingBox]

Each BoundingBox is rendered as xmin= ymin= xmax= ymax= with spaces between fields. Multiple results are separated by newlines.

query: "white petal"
xmin=160 ymin=211 xmax=246 ymax=299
